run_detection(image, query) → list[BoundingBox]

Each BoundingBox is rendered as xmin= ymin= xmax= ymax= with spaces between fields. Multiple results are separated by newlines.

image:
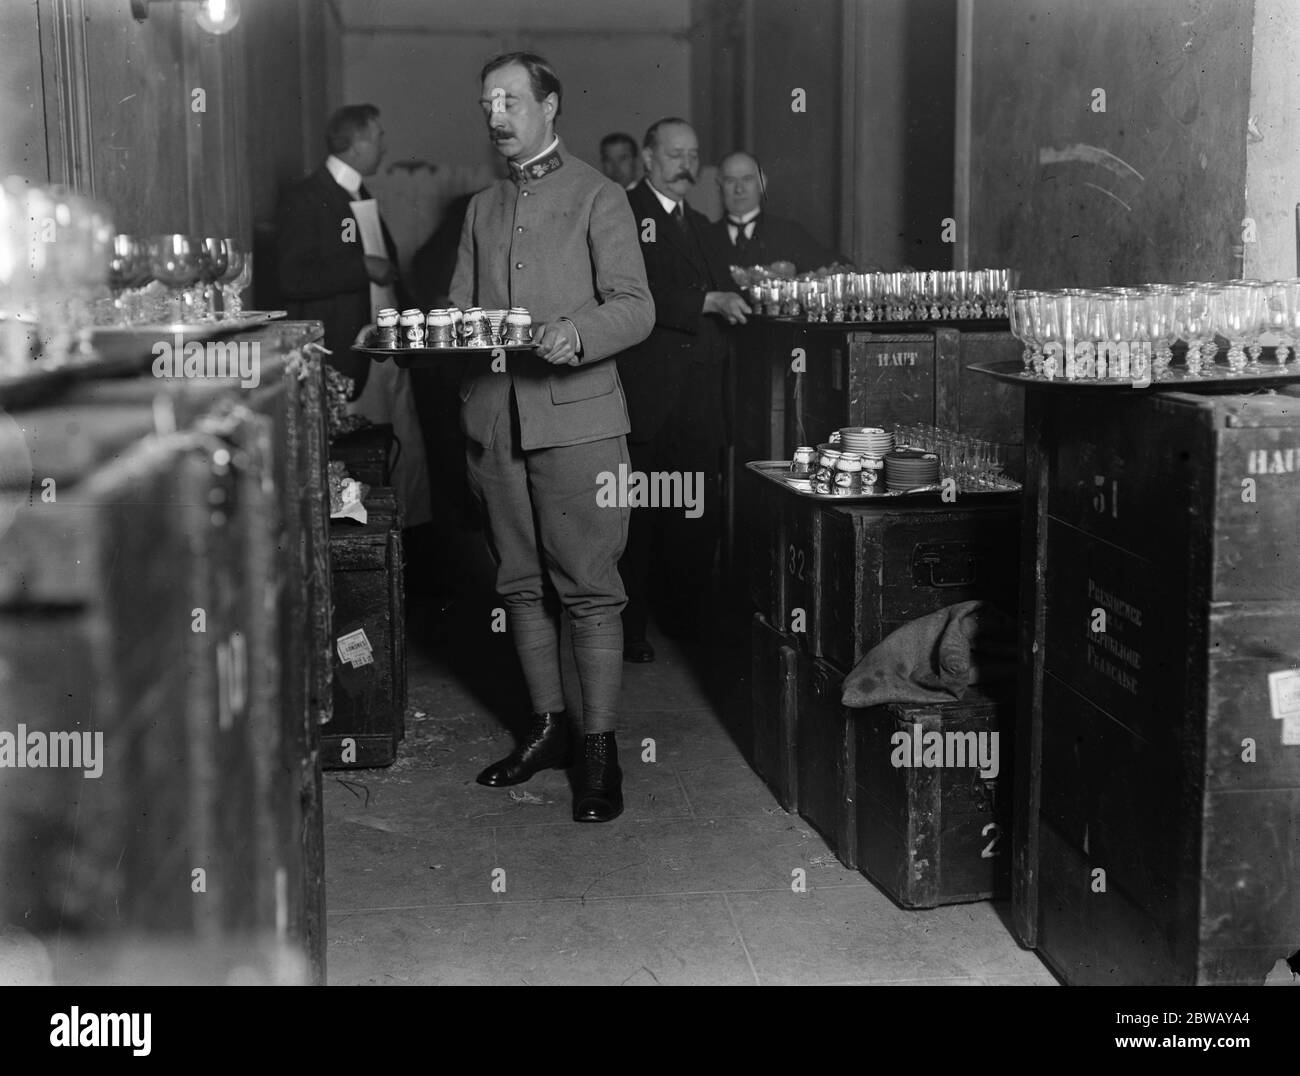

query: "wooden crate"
xmin=817 ymin=499 xmax=1021 ymax=673
xmin=750 ymin=612 xmax=799 ymax=811
xmin=1015 ymin=388 xmax=1300 ymax=985
xmin=329 ymin=422 xmax=393 ymax=487
xmin=855 ymin=690 xmax=1014 ymax=908
xmin=742 ymin=464 xmax=784 ymax=628
xmin=36 ymin=325 xmax=331 ymax=982
xmin=0 ymin=435 xmax=278 ymax=941
xmin=324 ymin=490 xmax=407 ymax=769
xmin=795 ymin=655 xmax=857 ymax=867
xmin=791 ymin=329 xmax=936 ymax=449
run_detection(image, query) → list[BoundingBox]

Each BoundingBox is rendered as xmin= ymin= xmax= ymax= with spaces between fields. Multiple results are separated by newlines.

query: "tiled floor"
xmin=324 ymin=572 xmax=1057 ymax=986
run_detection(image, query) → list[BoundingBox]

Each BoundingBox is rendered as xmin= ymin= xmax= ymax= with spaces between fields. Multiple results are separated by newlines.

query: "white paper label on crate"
xmin=337 ymin=629 xmax=374 ymax=668
xmin=1267 ymin=669 xmax=1300 ymax=745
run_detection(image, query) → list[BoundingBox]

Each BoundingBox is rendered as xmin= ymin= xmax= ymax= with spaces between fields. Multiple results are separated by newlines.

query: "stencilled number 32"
xmin=786 ymin=545 xmax=806 ymax=581
xmin=980 ymin=822 xmax=1003 ymax=859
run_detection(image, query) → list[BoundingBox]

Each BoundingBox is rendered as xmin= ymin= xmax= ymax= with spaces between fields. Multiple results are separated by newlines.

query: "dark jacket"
xmin=276 ymin=164 xmax=408 ymax=396
xmin=618 ymin=178 xmax=738 ymax=444
xmin=706 ymin=209 xmax=842 ymax=273
xmin=450 ymin=140 xmax=654 ymax=451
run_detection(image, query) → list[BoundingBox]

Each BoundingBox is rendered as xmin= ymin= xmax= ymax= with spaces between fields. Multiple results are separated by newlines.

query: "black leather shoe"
xmin=623 ymin=638 xmax=655 ymax=663
xmin=573 ymin=732 xmax=623 ymax=823
xmin=476 ymin=710 xmax=572 ymax=787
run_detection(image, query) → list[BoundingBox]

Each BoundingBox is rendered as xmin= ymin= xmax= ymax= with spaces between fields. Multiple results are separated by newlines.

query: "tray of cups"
xmin=745 ymin=460 xmax=1021 ymax=502
xmin=355 ymin=306 xmax=539 ymax=366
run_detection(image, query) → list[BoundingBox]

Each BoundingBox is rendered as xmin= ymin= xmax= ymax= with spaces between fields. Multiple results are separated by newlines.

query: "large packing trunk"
xmin=1015 ymin=388 xmax=1300 ymax=985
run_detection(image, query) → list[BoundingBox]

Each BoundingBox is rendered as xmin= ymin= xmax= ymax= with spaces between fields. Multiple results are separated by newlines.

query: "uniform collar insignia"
xmin=511 ymin=146 xmax=564 ymax=184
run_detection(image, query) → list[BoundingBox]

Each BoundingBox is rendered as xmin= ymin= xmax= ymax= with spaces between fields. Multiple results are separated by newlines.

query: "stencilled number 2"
xmin=980 ymin=822 xmax=1003 ymax=859
xmin=786 ymin=544 xmax=807 ymax=581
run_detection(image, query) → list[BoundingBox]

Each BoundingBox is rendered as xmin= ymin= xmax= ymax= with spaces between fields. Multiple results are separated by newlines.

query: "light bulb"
xmin=196 ymin=0 xmax=241 ymax=35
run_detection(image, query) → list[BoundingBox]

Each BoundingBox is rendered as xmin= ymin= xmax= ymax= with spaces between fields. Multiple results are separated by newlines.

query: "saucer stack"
xmin=884 ymin=449 xmax=940 ymax=491
xmin=837 ymin=427 xmax=893 ymax=478
xmin=837 ymin=427 xmax=893 ymax=456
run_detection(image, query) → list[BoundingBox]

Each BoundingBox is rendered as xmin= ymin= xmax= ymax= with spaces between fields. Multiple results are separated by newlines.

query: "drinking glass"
xmin=148 ymin=234 xmax=204 ymax=323
xmin=1031 ymin=292 xmax=1064 ymax=378
xmin=1174 ymin=286 xmax=1213 ymax=376
xmin=1211 ymin=283 xmax=1259 ymax=373
xmin=217 ymin=238 xmax=246 ymax=319
xmin=1262 ymin=281 xmax=1291 ymax=364
xmin=1148 ymin=286 xmax=1179 ymax=375
xmin=107 ymin=234 xmax=148 ymax=325
xmin=199 ymin=236 xmax=229 ymax=320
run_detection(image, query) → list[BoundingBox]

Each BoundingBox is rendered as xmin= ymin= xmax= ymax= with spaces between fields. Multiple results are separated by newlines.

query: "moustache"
xmin=491 ymin=131 xmax=514 ymax=141
xmin=673 ymin=171 xmax=696 ymax=184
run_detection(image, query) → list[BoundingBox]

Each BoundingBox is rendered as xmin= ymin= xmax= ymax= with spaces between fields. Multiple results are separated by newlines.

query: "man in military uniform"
xmin=451 ymin=53 xmax=654 ymax=823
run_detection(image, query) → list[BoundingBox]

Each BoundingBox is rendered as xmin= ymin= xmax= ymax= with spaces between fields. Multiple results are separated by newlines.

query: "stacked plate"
xmin=884 ymin=449 xmax=940 ymax=491
xmin=835 ymin=427 xmax=893 ymax=456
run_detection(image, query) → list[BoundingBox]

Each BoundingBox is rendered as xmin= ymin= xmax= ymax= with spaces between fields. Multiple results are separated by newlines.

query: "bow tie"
xmin=727 ymin=215 xmax=758 ymax=229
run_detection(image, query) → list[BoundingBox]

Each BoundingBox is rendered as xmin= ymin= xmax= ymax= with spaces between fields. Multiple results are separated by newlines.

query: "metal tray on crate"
xmin=746 ymin=460 xmax=1021 ymax=502
xmin=969 ymin=356 xmax=1300 ymax=391
xmin=753 ymin=315 xmax=1010 ymax=333
xmin=88 ymin=311 xmax=288 ymax=368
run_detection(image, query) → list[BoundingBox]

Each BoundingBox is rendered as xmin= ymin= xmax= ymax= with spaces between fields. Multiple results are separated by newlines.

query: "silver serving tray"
xmin=746 ymin=460 xmax=1021 ymax=502
xmin=969 ymin=356 xmax=1300 ymax=391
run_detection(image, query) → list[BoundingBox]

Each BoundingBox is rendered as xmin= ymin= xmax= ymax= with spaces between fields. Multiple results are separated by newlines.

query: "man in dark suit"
xmin=708 ymin=150 xmax=844 ymax=272
xmin=453 ymin=53 xmax=654 ymax=823
xmin=277 ymin=105 xmax=404 ymax=395
xmin=618 ymin=118 xmax=750 ymax=663
xmin=277 ymin=104 xmax=431 ymax=528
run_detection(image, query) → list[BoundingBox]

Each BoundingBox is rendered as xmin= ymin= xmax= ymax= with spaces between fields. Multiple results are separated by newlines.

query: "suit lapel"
xmin=634 ymin=180 xmax=694 ymax=263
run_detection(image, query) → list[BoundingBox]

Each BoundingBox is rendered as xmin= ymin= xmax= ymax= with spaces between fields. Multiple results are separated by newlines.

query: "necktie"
xmin=727 ymin=216 xmax=755 ymax=251
xmin=671 ymin=202 xmax=687 ymax=234
xmin=357 ymin=183 xmax=371 ymax=200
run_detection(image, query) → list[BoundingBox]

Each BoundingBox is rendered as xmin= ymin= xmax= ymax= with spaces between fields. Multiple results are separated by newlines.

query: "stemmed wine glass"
xmin=219 ymin=238 xmax=250 ymax=318
xmin=199 ymin=237 xmax=229 ymax=320
xmin=1262 ymin=281 xmax=1292 ymax=364
xmin=107 ymin=234 xmax=150 ymax=325
xmin=148 ymin=234 xmax=204 ymax=324
xmin=1031 ymin=292 xmax=1064 ymax=378
xmin=1210 ymin=283 xmax=1259 ymax=373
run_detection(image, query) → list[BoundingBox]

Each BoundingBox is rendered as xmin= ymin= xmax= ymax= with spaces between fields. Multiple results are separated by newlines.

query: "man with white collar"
xmin=452 ymin=53 xmax=654 ymax=823
xmin=708 ymin=150 xmax=842 ymax=272
xmin=278 ymin=104 xmax=431 ymax=529
xmin=618 ymin=119 xmax=749 ymax=662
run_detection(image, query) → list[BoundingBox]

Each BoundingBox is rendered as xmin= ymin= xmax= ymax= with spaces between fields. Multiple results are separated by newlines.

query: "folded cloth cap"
xmin=840 ymin=600 xmax=1017 ymax=709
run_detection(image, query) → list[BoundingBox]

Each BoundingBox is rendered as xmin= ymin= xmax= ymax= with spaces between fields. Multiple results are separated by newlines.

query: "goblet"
xmin=1262 ymin=281 xmax=1291 ymax=364
xmin=221 ymin=239 xmax=251 ymax=318
xmin=1173 ymin=286 xmax=1213 ymax=376
xmin=1211 ymin=283 xmax=1259 ymax=373
xmin=148 ymin=234 xmax=204 ymax=324
xmin=1030 ymin=292 xmax=1065 ymax=378
xmin=200 ymin=236 xmax=229 ymax=320
xmin=107 ymin=234 xmax=148 ymax=325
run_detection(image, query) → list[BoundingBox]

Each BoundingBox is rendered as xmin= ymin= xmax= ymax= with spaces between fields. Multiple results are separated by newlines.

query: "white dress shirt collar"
xmin=519 ymin=136 xmax=560 ymax=168
xmin=645 ymin=179 xmax=681 ymax=218
xmin=326 ymin=155 xmax=365 ymax=198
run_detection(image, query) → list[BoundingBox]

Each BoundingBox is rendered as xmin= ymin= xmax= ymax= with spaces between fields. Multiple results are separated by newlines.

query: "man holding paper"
xmin=277 ymin=104 xmax=431 ymax=527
